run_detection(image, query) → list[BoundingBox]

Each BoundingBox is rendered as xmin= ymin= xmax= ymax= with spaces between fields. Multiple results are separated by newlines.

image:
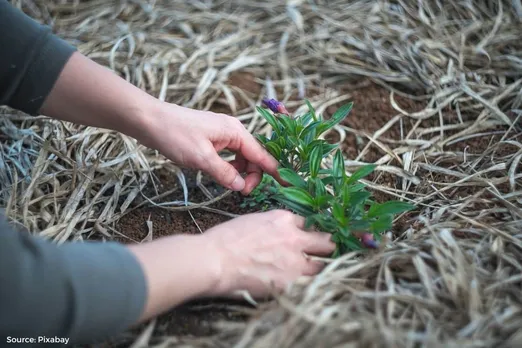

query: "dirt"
xmin=115 ymin=177 xmax=252 ymax=243
xmin=210 ymin=71 xmax=262 ymax=115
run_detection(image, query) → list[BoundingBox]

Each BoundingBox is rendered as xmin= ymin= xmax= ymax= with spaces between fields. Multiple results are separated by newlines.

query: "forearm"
xmin=39 ymin=51 xmax=161 ymax=142
xmin=127 ymin=234 xmax=222 ymax=322
xmin=0 ymin=0 xmax=160 ymax=142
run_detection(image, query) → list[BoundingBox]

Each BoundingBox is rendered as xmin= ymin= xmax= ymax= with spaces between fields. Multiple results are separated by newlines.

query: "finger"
xmin=242 ymin=171 xmax=262 ymax=195
xmin=229 ymin=153 xmax=247 ymax=173
xmin=203 ymin=150 xmax=245 ymax=191
xmin=300 ymin=231 xmax=336 ymax=256
xmin=241 ymin=161 xmax=264 ymax=195
xmin=236 ymin=129 xmax=281 ymax=179
xmin=301 ymin=253 xmax=326 ymax=276
xmin=293 ymin=214 xmax=306 ymax=229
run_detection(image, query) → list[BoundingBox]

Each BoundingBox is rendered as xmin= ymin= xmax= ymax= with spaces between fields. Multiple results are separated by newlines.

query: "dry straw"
xmin=1 ymin=0 xmax=522 ymax=347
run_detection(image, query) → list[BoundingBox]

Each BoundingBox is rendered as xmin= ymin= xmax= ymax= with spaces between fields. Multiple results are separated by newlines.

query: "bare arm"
xmin=126 ymin=234 xmax=221 ymax=323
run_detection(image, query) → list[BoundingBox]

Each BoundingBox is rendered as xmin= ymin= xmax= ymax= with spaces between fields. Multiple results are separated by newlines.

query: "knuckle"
xmin=197 ymin=145 xmax=214 ymax=161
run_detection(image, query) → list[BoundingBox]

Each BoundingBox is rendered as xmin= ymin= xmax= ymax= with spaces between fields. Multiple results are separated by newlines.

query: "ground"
xmin=85 ymin=78 xmax=520 ymax=346
xmin=96 ymin=79 xmax=492 ymax=345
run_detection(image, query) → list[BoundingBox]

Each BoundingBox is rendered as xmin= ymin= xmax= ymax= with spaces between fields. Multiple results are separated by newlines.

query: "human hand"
xmin=201 ymin=210 xmax=336 ymax=298
xmin=139 ymin=102 xmax=281 ymax=195
xmin=37 ymin=52 xmax=278 ymax=195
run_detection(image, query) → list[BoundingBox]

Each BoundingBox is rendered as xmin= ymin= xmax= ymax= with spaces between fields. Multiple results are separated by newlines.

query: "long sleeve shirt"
xmin=0 ymin=1 xmax=147 ymax=345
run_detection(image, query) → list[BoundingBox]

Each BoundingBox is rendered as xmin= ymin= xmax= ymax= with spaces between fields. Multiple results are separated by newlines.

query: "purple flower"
xmin=361 ymin=233 xmax=378 ymax=249
xmin=262 ymin=98 xmax=289 ymax=115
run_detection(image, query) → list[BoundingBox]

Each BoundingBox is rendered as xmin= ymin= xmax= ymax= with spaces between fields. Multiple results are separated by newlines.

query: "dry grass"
xmin=2 ymin=0 xmax=522 ymax=347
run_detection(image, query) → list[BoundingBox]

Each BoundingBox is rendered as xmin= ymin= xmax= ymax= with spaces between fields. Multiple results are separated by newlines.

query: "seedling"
xmin=253 ymin=98 xmax=415 ymax=256
xmin=240 ymin=173 xmax=280 ymax=211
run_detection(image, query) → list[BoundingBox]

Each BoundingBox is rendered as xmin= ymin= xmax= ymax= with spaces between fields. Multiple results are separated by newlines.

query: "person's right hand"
xmin=203 ymin=209 xmax=336 ymax=298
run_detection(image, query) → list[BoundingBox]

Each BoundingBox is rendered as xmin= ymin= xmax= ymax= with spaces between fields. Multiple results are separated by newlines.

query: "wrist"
xmin=127 ymin=233 xmax=223 ymax=322
xmin=127 ymin=99 xmax=176 ymax=151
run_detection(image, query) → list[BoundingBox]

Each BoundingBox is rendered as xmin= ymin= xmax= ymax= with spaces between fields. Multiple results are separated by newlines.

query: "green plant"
xmin=254 ymin=98 xmax=415 ymax=257
xmin=239 ymin=173 xmax=280 ymax=211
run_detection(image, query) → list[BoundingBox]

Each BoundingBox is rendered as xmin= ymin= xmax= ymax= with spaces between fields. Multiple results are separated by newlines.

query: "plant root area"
xmin=94 ymin=80 xmax=519 ymax=346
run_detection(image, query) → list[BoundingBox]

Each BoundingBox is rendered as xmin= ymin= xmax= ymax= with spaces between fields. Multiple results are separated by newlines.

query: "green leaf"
xmin=349 ymin=219 xmax=370 ymax=231
xmin=346 ymin=183 xmax=366 ymax=192
xmin=276 ymin=136 xmax=286 ymax=149
xmin=343 ymin=236 xmax=363 ymax=251
xmin=301 ymin=121 xmax=321 ymax=145
xmin=346 ymin=164 xmax=377 ymax=184
xmin=275 ymin=196 xmax=315 ymax=216
xmin=332 ymin=149 xmax=345 ymax=179
xmin=321 ymin=176 xmax=336 ymax=186
xmin=315 ymin=195 xmax=331 ymax=209
xmin=278 ymin=168 xmax=307 ymax=190
xmin=348 ymin=191 xmax=372 ymax=208
xmin=264 ymin=142 xmax=282 ymax=159
xmin=339 ymin=225 xmax=350 ymax=237
xmin=332 ymin=202 xmax=346 ymax=224
xmin=342 ymin=184 xmax=351 ymax=208
xmin=279 ymin=187 xmax=315 ymax=208
xmin=316 ymin=102 xmax=353 ymax=135
xmin=309 ymin=143 xmax=322 ymax=178
xmin=278 ymin=115 xmax=297 ymax=136
xmin=305 ymin=99 xmax=317 ymax=121
xmin=370 ymin=215 xmax=393 ymax=233
xmin=332 ymin=175 xmax=344 ymax=196
xmin=257 ymin=106 xmax=281 ymax=135
xmin=305 ymin=214 xmax=321 ymax=229
xmin=321 ymin=143 xmax=338 ymax=157
xmin=300 ymin=111 xmax=314 ymax=126
xmin=332 ymin=232 xmax=342 ymax=243
xmin=367 ymin=201 xmax=415 ymax=219
xmin=330 ymin=102 xmax=353 ymax=125
xmin=314 ymin=178 xmax=326 ymax=198
xmin=315 ymin=215 xmax=339 ymax=232
xmin=255 ymin=134 xmax=269 ymax=145
xmin=287 ymin=136 xmax=299 ymax=149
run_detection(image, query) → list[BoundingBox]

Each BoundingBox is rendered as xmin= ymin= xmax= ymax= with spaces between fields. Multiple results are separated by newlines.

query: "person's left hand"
xmin=138 ymin=102 xmax=281 ymax=195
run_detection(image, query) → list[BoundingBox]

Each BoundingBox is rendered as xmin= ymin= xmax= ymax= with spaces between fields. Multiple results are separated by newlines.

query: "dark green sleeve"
xmin=0 ymin=0 xmax=76 ymax=115
xmin=0 ymin=214 xmax=148 ymax=345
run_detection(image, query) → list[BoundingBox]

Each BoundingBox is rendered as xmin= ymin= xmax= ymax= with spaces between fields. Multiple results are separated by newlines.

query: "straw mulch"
xmin=2 ymin=1 xmax=522 ymax=347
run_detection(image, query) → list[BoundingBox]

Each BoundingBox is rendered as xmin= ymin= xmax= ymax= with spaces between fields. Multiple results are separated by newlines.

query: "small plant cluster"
xmin=239 ymin=174 xmax=281 ymax=211
xmin=253 ymin=98 xmax=415 ymax=256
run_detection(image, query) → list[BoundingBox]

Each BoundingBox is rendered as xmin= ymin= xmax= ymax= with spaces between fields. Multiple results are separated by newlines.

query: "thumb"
xmin=204 ymin=152 xmax=246 ymax=191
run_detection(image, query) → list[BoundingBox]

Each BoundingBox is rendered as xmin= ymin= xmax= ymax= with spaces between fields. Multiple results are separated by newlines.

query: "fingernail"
xmin=231 ymin=175 xmax=245 ymax=191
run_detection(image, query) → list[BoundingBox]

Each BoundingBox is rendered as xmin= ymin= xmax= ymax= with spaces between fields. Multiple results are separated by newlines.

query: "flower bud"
xmin=262 ymin=98 xmax=289 ymax=115
xmin=361 ymin=232 xmax=378 ymax=249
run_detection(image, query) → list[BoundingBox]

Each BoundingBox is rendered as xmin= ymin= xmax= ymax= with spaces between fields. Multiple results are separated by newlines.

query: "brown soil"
xmin=325 ymin=80 xmax=427 ymax=163
xmin=115 ymin=177 xmax=253 ymax=243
